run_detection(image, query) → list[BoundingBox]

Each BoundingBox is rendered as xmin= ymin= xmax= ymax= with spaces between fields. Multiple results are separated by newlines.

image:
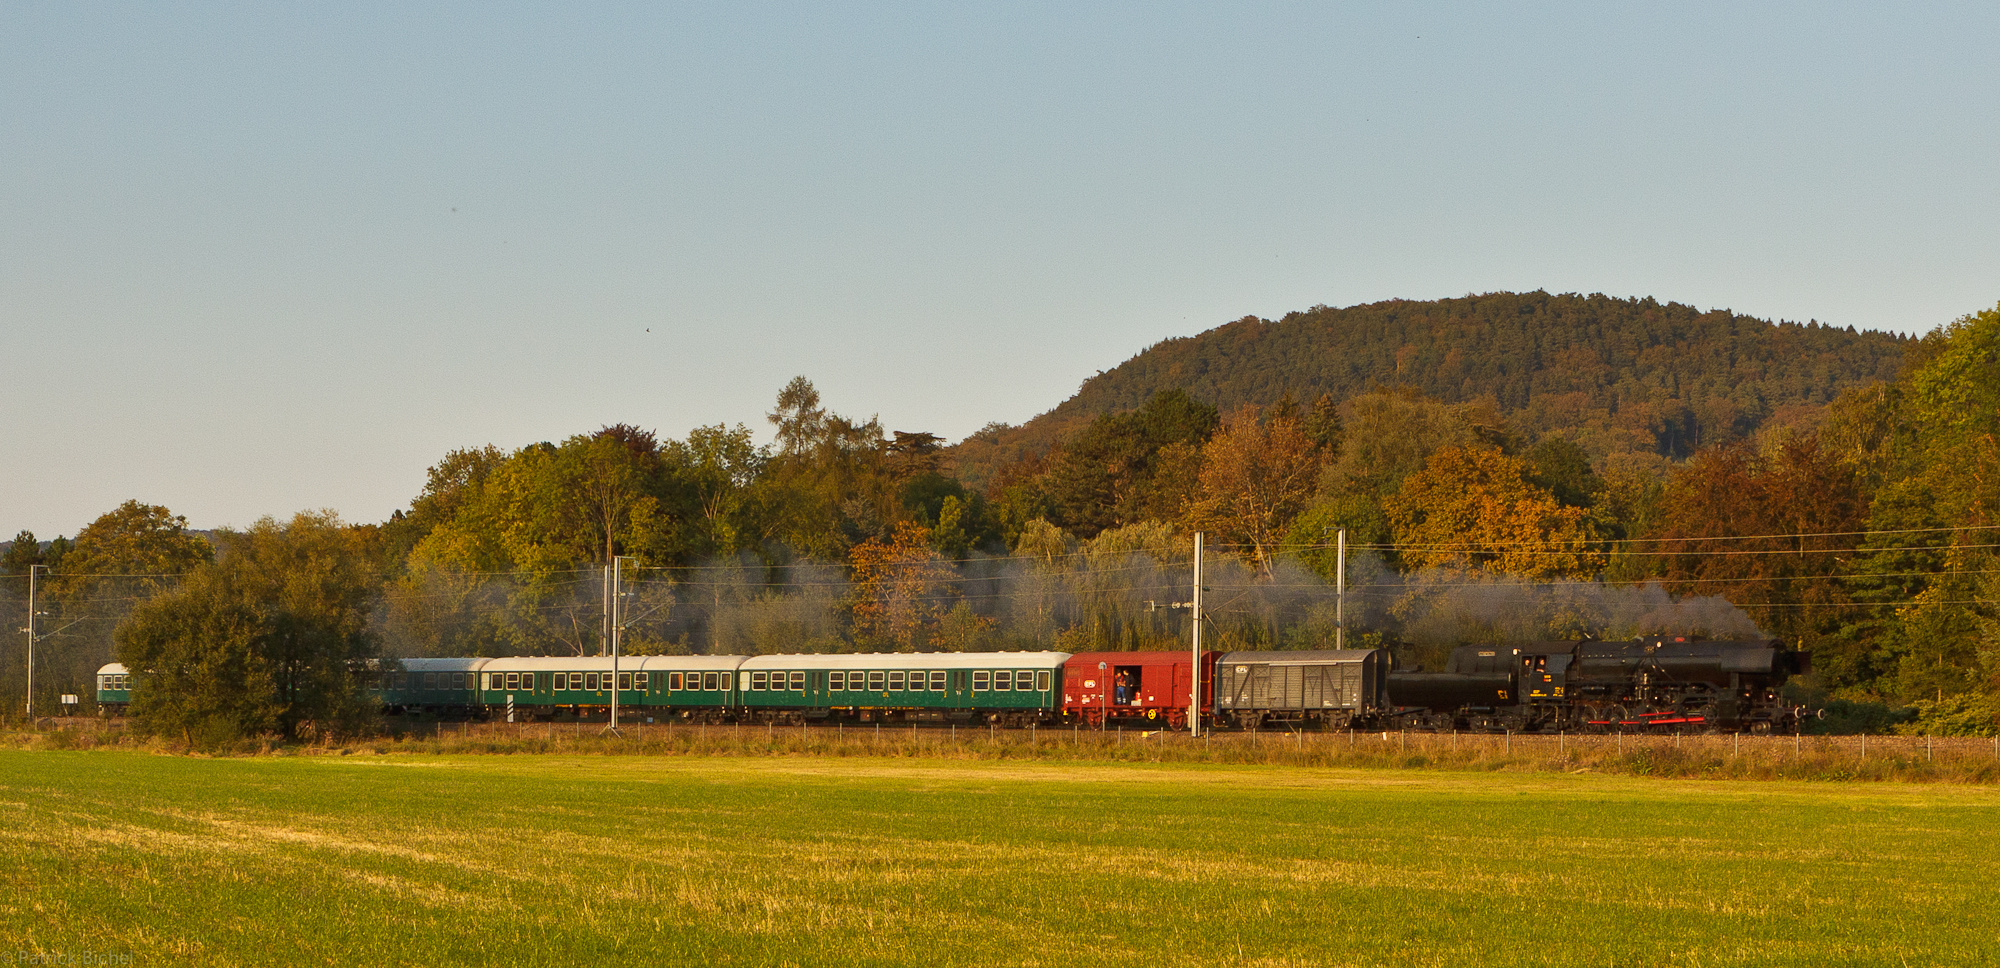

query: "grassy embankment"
xmin=3 ymin=749 xmax=1997 ymax=966
xmin=21 ymin=719 xmax=2000 ymax=783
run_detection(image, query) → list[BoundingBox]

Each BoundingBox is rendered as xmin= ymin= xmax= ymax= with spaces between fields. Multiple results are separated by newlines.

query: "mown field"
xmin=1 ymin=750 xmax=1995 ymax=967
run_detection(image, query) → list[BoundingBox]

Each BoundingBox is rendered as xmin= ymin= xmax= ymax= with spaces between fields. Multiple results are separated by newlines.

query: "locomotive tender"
xmin=95 ymin=636 xmax=1807 ymax=734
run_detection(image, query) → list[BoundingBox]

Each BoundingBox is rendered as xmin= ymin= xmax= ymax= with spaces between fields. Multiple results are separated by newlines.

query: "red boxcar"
xmin=1062 ymin=651 xmax=1221 ymax=730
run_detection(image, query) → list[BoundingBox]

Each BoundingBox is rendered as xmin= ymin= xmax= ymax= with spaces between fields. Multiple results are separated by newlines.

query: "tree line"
xmin=1 ymin=302 xmax=1992 ymax=742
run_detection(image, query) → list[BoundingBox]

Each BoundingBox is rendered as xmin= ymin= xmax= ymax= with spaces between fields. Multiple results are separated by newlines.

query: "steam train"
xmin=95 ymin=636 xmax=1808 ymax=734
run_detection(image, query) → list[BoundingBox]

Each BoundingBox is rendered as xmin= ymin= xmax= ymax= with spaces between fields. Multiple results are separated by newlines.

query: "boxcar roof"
xmin=740 ymin=651 xmax=1070 ymax=671
xmin=480 ymin=655 xmax=749 ymax=673
xmin=1218 ymin=650 xmax=1379 ymax=665
xmin=97 ymin=663 xmax=128 ymax=676
xmin=1064 ymin=650 xmax=1214 ymax=666
xmin=397 ymin=657 xmax=495 ymax=672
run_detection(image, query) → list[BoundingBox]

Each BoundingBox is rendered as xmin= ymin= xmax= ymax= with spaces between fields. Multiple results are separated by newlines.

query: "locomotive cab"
xmin=1522 ymin=651 xmax=1572 ymax=700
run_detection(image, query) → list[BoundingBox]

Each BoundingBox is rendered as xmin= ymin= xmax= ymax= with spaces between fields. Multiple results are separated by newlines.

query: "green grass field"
xmin=2 ymin=750 xmax=1995 ymax=967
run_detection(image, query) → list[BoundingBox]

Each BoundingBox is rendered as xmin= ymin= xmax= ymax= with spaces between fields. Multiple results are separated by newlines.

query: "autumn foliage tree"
xmin=1188 ymin=405 xmax=1324 ymax=572
xmin=1386 ymin=445 xmax=1603 ymax=580
xmin=1646 ymin=434 xmax=1865 ymax=643
xmin=848 ymin=522 xmax=975 ymax=651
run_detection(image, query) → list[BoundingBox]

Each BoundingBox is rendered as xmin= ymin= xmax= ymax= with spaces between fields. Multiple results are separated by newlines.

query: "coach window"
xmin=907 ymin=671 xmax=925 ymax=692
xmin=635 ymin=672 xmax=649 ymax=691
xmin=929 ymin=671 xmax=946 ymax=692
xmin=1035 ymin=671 xmax=1051 ymax=691
xmin=1017 ymin=671 xmax=1036 ymax=691
xmin=566 ymin=672 xmax=581 ymax=691
xmin=552 ymin=675 xmax=566 ymax=692
xmin=786 ymin=671 xmax=802 ymax=691
xmin=888 ymin=671 xmax=905 ymax=691
xmin=500 ymin=673 xmax=514 ymax=690
xmin=867 ymin=671 xmax=886 ymax=691
xmin=667 ymin=672 xmax=682 ymax=692
xmin=585 ymin=672 xmax=599 ymax=691
xmin=991 ymin=671 xmax=1011 ymax=692
xmin=613 ymin=673 xmax=627 ymax=691
xmin=751 ymin=672 xmax=768 ymax=691
xmin=829 ymin=671 xmax=846 ymax=691
xmin=703 ymin=672 xmax=719 ymax=691
xmin=972 ymin=671 xmax=990 ymax=692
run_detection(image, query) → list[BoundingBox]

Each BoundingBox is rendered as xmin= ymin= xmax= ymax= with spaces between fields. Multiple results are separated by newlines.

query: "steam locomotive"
xmin=96 ymin=636 xmax=1807 ymax=734
xmin=1381 ymin=636 xmax=1809 ymax=734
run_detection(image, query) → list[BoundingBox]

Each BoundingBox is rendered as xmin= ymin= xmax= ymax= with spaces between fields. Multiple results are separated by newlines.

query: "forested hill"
xmin=952 ymin=291 xmax=1909 ymax=486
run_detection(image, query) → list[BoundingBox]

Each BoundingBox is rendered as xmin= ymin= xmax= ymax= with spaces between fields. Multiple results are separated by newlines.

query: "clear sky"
xmin=3 ymin=1 xmax=1995 ymax=538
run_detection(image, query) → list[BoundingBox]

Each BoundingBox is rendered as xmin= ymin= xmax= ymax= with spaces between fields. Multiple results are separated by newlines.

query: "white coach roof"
xmin=480 ymin=655 xmax=750 ymax=673
xmin=740 ymin=651 xmax=1070 ymax=671
xmin=397 ymin=657 xmax=495 ymax=672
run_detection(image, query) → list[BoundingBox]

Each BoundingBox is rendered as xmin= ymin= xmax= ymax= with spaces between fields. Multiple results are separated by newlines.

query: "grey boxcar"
xmin=1211 ymin=650 xmax=1385 ymax=729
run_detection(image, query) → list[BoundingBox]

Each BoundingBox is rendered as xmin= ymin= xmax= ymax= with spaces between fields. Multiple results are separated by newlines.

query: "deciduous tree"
xmin=848 ymin=522 xmax=967 ymax=650
xmin=117 ymin=511 xmax=382 ymax=745
xmin=1189 ymin=405 xmax=1324 ymax=573
xmin=1386 ymin=445 xmax=1602 ymax=580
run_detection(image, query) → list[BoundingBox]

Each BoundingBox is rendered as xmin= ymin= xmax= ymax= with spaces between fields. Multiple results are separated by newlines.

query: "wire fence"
xmin=22 ymin=717 xmax=1995 ymax=781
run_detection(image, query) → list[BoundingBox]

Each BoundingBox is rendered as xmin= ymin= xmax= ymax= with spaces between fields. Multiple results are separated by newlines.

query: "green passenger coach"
xmin=738 ymin=652 xmax=1070 ymax=725
xmin=476 ymin=655 xmax=748 ymax=722
xmin=381 ymin=657 xmax=491 ymax=715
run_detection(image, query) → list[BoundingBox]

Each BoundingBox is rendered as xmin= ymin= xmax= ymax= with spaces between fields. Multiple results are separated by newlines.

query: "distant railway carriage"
xmin=1062 ymin=650 xmax=1217 ymax=730
xmin=96 ymin=663 xmax=132 ymax=714
xmin=740 ymin=652 xmax=1069 ymax=725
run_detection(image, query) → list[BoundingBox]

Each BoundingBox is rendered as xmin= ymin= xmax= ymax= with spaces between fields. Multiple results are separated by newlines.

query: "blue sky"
xmin=3 ymin=1 xmax=1995 ymax=537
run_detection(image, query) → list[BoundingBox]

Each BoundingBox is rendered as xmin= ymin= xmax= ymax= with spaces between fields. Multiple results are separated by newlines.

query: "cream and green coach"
xmin=95 ymin=663 xmax=133 ymax=714
xmin=737 ymin=651 xmax=1070 ymax=725
xmin=476 ymin=655 xmax=748 ymax=722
